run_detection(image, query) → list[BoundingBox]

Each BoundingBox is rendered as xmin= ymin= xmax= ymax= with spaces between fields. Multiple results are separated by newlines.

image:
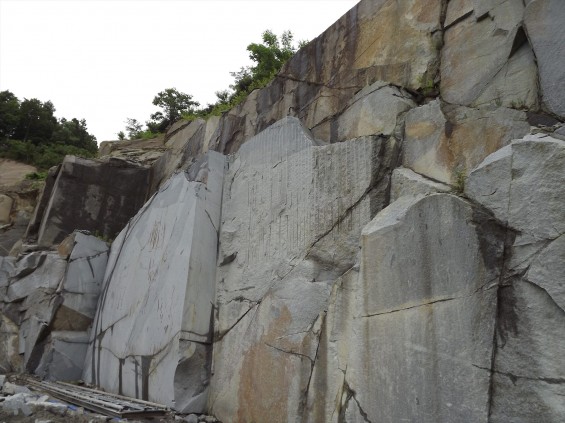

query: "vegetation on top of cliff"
xmin=0 ymin=90 xmax=98 ymax=169
xmin=118 ymin=30 xmax=306 ymax=140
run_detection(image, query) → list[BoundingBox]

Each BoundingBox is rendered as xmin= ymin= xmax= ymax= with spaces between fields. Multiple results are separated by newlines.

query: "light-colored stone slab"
xmin=336 ymin=82 xmax=415 ymax=141
xmin=465 ymin=145 xmax=512 ymax=223
xmin=346 ymin=194 xmax=504 ymax=423
xmin=210 ymin=118 xmax=399 ymax=422
xmin=85 ymin=152 xmax=225 ymax=413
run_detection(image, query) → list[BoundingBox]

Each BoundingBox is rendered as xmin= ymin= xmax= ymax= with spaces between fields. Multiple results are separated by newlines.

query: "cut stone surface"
xmin=440 ymin=0 xmax=535 ymax=108
xmin=465 ymin=145 xmax=512 ymax=223
xmin=335 ymin=82 xmax=415 ymax=141
xmin=525 ymin=0 xmax=565 ymax=118
xmin=467 ymin=134 xmax=565 ymax=239
xmin=209 ymin=118 xmax=399 ymax=422
xmin=346 ymin=194 xmax=505 ymax=423
xmin=32 ymin=156 xmax=150 ymax=247
xmin=390 ymin=167 xmax=451 ymax=202
xmin=403 ymin=101 xmax=529 ymax=184
xmin=34 ymin=331 xmax=90 ymax=381
xmin=84 ymin=152 xmax=226 ymax=413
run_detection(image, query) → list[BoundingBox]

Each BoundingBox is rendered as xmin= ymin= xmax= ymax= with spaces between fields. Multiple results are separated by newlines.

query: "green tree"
xmin=0 ymin=90 xmax=21 ymax=140
xmin=231 ymin=30 xmax=298 ymax=95
xmin=52 ymin=117 xmax=97 ymax=153
xmin=125 ymin=118 xmax=143 ymax=139
xmin=150 ymin=88 xmax=199 ymax=129
xmin=117 ymin=131 xmax=125 ymax=141
xmin=14 ymin=98 xmax=57 ymax=144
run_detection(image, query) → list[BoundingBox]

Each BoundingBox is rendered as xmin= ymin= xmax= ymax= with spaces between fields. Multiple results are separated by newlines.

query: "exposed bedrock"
xmin=466 ymin=135 xmax=565 ymax=422
xmin=27 ymin=156 xmax=151 ymax=247
xmin=208 ymin=117 xmax=399 ymax=422
xmin=0 ymin=232 xmax=109 ymax=380
xmin=83 ymin=152 xmax=226 ymax=413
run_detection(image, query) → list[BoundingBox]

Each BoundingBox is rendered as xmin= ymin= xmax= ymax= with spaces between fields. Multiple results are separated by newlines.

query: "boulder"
xmin=84 ymin=151 xmax=226 ymax=413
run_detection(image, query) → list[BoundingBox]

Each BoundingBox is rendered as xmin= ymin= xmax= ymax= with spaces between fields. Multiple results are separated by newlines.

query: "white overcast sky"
xmin=0 ymin=0 xmax=359 ymax=142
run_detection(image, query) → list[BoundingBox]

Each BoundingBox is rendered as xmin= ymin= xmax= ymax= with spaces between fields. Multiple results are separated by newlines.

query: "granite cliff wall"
xmin=1 ymin=0 xmax=564 ymax=422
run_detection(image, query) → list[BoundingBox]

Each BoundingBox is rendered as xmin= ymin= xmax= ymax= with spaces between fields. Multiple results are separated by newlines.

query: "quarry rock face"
xmin=465 ymin=135 xmax=565 ymax=422
xmin=2 ymin=0 xmax=564 ymax=421
xmin=209 ymin=117 xmax=398 ymax=421
xmin=347 ymin=194 xmax=503 ymax=422
xmin=84 ymin=152 xmax=226 ymax=413
xmin=525 ymin=0 xmax=565 ymax=118
xmin=29 ymin=156 xmax=151 ymax=247
xmin=0 ymin=232 xmax=108 ymax=379
xmin=402 ymin=100 xmax=530 ymax=184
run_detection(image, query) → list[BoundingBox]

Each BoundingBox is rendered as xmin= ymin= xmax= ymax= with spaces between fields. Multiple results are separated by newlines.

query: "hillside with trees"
xmin=0 ymin=91 xmax=98 ymax=170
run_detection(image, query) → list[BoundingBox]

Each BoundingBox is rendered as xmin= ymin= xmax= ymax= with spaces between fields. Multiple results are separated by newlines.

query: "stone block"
xmin=34 ymin=331 xmax=90 ymax=381
xmin=336 ymin=82 xmax=415 ymax=141
xmin=403 ymin=100 xmax=529 ymax=184
xmin=84 ymin=151 xmax=226 ymax=413
xmin=34 ymin=156 xmax=150 ymax=247
xmin=346 ymin=194 xmax=505 ymax=423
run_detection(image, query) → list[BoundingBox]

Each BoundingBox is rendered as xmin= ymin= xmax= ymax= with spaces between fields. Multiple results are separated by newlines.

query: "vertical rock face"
xmin=346 ymin=194 xmax=504 ymax=422
xmin=209 ymin=117 xmax=399 ymax=422
xmin=30 ymin=156 xmax=150 ymax=247
xmin=525 ymin=0 xmax=565 ymax=118
xmin=2 ymin=0 xmax=562 ymax=420
xmin=466 ymin=135 xmax=565 ymax=422
xmin=0 ymin=232 xmax=108 ymax=379
xmin=84 ymin=152 xmax=226 ymax=413
xmin=440 ymin=0 xmax=538 ymax=109
xmin=402 ymin=100 xmax=530 ymax=184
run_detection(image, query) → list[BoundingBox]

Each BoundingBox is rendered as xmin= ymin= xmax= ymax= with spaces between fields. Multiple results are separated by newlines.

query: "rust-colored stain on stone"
xmin=236 ymin=304 xmax=296 ymax=423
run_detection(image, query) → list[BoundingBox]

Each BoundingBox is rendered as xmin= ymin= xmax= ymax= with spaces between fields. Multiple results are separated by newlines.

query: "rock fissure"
xmin=473 ymin=364 xmax=565 ymax=385
xmin=214 ymin=302 xmax=259 ymax=342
